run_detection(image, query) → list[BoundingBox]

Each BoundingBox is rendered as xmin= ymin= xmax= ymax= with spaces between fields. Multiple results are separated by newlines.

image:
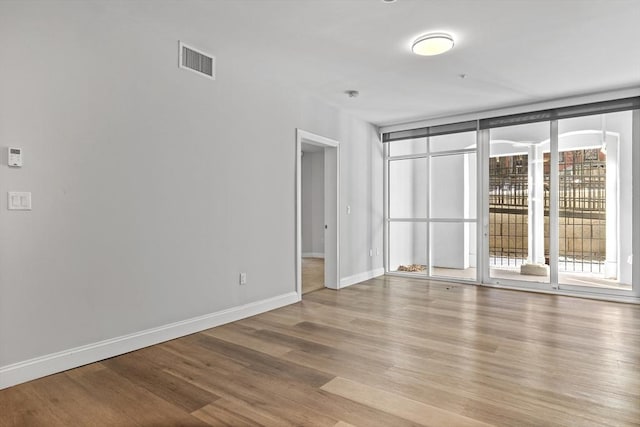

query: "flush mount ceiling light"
xmin=411 ymin=33 xmax=454 ymax=56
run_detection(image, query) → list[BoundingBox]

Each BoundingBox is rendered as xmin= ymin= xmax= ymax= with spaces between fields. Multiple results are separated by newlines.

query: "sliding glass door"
xmin=487 ymin=122 xmax=550 ymax=286
xmin=555 ymin=110 xmax=634 ymax=293
xmin=482 ymin=109 xmax=636 ymax=296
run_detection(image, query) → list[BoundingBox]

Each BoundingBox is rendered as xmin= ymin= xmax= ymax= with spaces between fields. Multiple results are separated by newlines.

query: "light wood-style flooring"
xmin=1 ymin=275 xmax=639 ymax=426
xmin=302 ymin=257 xmax=324 ymax=294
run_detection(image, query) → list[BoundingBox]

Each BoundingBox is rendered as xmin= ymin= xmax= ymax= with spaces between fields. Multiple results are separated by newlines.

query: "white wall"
xmin=301 ymin=151 xmax=324 ymax=257
xmin=0 ymin=1 xmax=383 ymax=380
xmin=339 ymin=115 xmax=384 ymax=279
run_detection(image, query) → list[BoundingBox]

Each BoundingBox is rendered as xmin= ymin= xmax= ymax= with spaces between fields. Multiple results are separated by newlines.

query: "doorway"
xmin=301 ymin=143 xmax=325 ymax=294
xmin=295 ymin=129 xmax=339 ymax=299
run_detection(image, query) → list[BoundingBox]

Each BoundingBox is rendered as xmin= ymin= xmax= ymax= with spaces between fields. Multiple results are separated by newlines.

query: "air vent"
xmin=179 ymin=41 xmax=215 ymax=80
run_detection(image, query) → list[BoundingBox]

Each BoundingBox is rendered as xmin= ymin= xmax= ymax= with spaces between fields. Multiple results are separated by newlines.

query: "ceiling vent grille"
xmin=179 ymin=41 xmax=215 ymax=80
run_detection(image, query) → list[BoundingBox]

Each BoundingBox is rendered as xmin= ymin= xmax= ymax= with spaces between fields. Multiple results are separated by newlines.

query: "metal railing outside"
xmin=489 ymin=150 xmax=606 ymax=273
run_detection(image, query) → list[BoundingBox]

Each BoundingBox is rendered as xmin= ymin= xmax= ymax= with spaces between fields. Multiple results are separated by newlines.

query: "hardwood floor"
xmin=302 ymin=257 xmax=324 ymax=294
xmin=2 ymin=275 xmax=639 ymax=426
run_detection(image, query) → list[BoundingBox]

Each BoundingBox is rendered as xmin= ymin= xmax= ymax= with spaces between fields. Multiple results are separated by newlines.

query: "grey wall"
xmin=339 ymin=115 xmax=384 ymax=279
xmin=301 ymin=151 xmax=324 ymax=256
xmin=0 ymin=1 xmax=383 ymax=368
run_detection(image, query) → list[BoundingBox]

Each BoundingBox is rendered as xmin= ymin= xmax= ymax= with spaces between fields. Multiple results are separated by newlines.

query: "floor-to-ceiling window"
xmin=429 ymin=131 xmax=477 ymax=281
xmin=383 ymin=96 xmax=639 ymax=301
xmin=488 ymin=121 xmax=551 ymax=285
xmin=385 ymin=123 xmax=478 ymax=282
xmin=388 ymin=144 xmax=427 ymax=277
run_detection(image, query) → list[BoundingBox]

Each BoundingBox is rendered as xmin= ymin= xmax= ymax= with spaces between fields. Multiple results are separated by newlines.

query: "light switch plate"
xmin=8 ymin=192 xmax=31 ymax=210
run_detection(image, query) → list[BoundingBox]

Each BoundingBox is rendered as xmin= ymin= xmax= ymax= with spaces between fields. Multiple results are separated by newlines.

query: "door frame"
xmin=295 ymin=129 xmax=340 ymax=298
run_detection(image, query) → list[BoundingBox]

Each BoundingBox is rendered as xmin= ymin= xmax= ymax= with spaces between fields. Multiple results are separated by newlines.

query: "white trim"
xmin=549 ymin=120 xmax=559 ymax=288
xmin=480 ymin=281 xmax=640 ymax=305
xmin=477 ymin=129 xmax=489 ymax=284
xmin=296 ymin=129 xmax=340 ymax=297
xmin=297 ymin=129 xmax=339 ymax=148
xmin=340 ymin=268 xmax=385 ymax=288
xmin=634 ymin=109 xmax=640 ymax=298
xmin=425 ymin=139 xmax=431 ymax=274
xmin=385 ymin=273 xmax=639 ymax=304
xmin=383 ymin=143 xmax=390 ymax=273
xmin=379 ymin=87 xmax=640 ymax=133
xmin=296 ymin=137 xmax=302 ymax=296
xmin=323 ymin=143 xmax=340 ymax=289
xmin=386 ymin=271 xmax=477 ymax=284
xmin=302 ymin=252 xmax=325 ymax=258
xmin=0 ymin=292 xmax=299 ymax=390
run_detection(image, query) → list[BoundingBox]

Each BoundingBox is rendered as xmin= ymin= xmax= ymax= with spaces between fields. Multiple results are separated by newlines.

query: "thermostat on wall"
xmin=8 ymin=147 xmax=23 ymax=167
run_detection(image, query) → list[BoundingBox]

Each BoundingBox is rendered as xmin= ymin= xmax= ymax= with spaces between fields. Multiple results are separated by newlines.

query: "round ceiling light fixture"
xmin=411 ymin=33 xmax=454 ymax=56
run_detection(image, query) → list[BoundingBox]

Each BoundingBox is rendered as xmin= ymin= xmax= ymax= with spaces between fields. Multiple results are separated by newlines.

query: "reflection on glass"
xmin=430 ymin=222 xmax=476 ymax=281
xmin=389 ymin=137 xmax=427 ymax=157
xmin=389 ymin=158 xmax=427 ymax=218
xmin=389 ymin=222 xmax=427 ymax=275
xmin=430 ymin=131 xmax=476 ymax=152
xmin=489 ymin=122 xmax=550 ymax=283
xmin=557 ymin=111 xmax=632 ymax=290
xmin=430 ymin=153 xmax=476 ymax=219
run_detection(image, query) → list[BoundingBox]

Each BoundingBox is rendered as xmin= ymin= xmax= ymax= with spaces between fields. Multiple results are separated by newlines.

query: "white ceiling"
xmin=134 ymin=0 xmax=640 ymax=126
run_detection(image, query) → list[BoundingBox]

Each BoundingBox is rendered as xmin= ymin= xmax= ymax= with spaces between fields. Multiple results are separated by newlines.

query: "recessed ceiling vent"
xmin=179 ymin=41 xmax=215 ymax=80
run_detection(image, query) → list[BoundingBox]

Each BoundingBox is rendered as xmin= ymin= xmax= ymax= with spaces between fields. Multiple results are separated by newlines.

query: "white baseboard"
xmin=340 ymin=268 xmax=385 ymax=288
xmin=0 ymin=291 xmax=300 ymax=390
xmin=302 ymin=252 xmax=325 ymax=258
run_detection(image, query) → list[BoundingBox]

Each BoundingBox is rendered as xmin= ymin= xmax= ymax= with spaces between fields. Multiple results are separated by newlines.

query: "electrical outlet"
xmin=239 ymin=272 xmax=247 ymax=285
